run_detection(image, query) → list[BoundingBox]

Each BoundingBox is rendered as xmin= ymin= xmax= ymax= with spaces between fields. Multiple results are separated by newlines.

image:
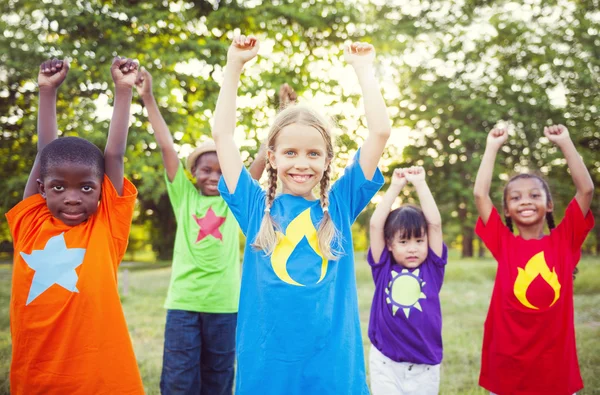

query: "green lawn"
xmin=0 ymin=253 xmax=599 ymax=394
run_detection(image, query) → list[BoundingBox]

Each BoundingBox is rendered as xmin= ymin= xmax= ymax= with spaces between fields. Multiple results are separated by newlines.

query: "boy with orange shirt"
xmin=6 ymin=57 xmax=144 ymax=394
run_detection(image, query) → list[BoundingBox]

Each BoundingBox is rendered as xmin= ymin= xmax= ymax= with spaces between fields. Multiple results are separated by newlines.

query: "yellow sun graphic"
xmin=385 ymin=268 xmax=427 ymax=318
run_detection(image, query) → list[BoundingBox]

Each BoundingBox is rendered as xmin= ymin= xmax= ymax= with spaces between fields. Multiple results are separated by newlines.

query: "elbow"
xmin=579 ymin=184 xmax=594 ymax=199
xmin=375 ymin=127 xmax=392 ymax=141
xmin=473 ymin=187 xmax=487 ymax=201
xmin=427 ymin=221 xmax=442 ymax=233
xmin=103 ymin=151 xmax=125 ymax=164
xmin=369 ymin=221 xmax=384 ymax=235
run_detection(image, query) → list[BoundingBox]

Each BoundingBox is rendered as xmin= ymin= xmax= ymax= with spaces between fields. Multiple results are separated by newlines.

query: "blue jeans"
xmin=160 ymin=310 xmax=237 ymax=395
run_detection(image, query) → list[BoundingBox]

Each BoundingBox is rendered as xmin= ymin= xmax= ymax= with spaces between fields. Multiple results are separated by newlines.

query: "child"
xmin=212 ymin=35 xmax=391 ymax=395
xmin=367 ymin=166 xmax=447 ymax=395
xmin=5 ymin=58 xmax=144 ymax=394
xmin=473 ymin=125 xmax=594 ymax=395
xmin=134 ymin=67 xmax=265 ymax=394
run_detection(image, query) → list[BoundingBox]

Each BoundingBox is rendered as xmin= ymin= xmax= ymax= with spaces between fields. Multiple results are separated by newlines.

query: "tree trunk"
xmin=462 ymin=227 xmax=474 ymax=257
xmin=458 ymin=204 xmax=474 ymax=257
xmin=478 ymin=238 xmax=486 ymax=257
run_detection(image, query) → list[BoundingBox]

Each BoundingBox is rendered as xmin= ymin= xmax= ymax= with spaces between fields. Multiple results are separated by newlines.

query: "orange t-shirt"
xmin=6 ymin=176 xmax=144 ymax=395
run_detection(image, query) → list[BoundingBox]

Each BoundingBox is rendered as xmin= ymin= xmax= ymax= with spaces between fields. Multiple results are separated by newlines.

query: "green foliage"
xmin=1 ymin=0 xmax=597 ymax=256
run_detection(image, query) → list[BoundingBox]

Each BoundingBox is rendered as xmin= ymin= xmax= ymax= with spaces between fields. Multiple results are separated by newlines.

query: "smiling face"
xmin=504 ymin=177 xmax=553 ymax=231
xmin=38 ymin=163 xmax=103 ymax=226
xmin=192 ymin=152 xmax=221 ymax=196
xmin=267 ymin=123 xmax=331 ymax=200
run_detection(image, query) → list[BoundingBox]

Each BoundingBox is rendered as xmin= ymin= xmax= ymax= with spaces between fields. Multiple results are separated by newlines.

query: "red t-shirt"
xmin=475 ymin=199 xmax=594 ymax=395
xmin=6 ymin=176 xmax=144 ymax=395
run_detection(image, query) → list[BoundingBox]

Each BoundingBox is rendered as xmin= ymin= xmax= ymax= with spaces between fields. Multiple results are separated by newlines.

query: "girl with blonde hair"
xmin=212 ymin=34 xmax=392 ymax=394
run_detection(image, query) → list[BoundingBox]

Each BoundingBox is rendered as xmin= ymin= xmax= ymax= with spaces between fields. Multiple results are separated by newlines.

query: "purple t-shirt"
xmin=367 ymin=244 xmax=448 ymax=365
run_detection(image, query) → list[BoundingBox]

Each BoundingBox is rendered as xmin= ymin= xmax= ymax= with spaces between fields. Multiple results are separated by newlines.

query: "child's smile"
xmin=268 ymin=123 xmax=330 ymax=200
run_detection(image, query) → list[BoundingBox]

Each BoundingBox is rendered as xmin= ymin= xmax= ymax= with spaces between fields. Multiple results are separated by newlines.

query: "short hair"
xmin=40 ymin=137 xmax=104 ymax=180
xmin=384 ymin=204 xmax=428 ymax=243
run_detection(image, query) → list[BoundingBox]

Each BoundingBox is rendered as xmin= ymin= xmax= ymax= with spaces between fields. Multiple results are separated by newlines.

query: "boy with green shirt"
xmin=135 ymin=68 xmax=264 ymax=394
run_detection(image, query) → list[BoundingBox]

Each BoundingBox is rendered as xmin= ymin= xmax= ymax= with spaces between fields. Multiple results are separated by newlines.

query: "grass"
xmin=0 ymin=253 xmax=599 ymax=394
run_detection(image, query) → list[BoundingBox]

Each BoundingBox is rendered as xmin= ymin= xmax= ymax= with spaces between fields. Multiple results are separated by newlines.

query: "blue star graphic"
xmin=20 ymin=233 xmax=86 ymax=305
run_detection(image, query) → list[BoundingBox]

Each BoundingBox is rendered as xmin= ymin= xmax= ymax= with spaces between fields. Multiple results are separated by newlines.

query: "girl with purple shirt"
xmin=367 ymin=166 xmax=448 ymax=395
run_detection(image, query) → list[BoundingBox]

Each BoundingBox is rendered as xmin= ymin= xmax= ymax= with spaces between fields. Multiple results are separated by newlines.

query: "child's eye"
xmin=82 ymin=186 xmax=93 ymax=192
xmin=308 ymin=151 xmax=320 ymax=157
xmin=52 ymin=186 xmax=64 ymax=192
xmin=417 ymin=239 xmax=424 ymax=243
xmin=531 ymin=194 xmax=540 ymax=198
xmin=511 ymin=196 xmax=519 ymax=201
xmin=285 ymin=150 xmax=295 ymax=156
xmin=399 ymin=240 xmax=407 ymax=244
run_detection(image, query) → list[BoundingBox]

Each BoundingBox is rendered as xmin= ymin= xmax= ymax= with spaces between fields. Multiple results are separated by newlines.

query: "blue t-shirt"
xmin=367 ymin=244 xmax=448 ymax=365
xmin=218 ymin=152 xmax=383 ymax=395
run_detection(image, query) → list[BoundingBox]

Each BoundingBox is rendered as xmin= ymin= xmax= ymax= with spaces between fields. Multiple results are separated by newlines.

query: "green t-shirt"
xmin=164 ymin=163 xmax=240 ymax=313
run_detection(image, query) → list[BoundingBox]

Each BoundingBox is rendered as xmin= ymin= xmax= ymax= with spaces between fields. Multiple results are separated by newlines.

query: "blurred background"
xmin=0 ymin=0 xmax=598 ymax=393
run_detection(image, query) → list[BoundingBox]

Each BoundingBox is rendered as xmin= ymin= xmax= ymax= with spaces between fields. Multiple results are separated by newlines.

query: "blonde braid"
xmin=317 ymin=164 xmax=340 ymax=260
xmin=252 ymin=161 xmax=280 ymax=255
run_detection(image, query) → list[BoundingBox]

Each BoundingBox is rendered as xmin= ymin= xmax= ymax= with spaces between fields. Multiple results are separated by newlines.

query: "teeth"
xmin=290 ymin=175 xmax=312 ymax=182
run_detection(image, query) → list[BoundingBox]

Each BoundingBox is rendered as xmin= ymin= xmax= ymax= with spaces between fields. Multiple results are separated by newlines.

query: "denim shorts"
xmin=160 ymin=310 xmax=237 ymax=395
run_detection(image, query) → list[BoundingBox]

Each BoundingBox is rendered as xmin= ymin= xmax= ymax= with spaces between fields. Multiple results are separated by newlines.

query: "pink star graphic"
xmin=192 ymin=207 xmax=226 ymax=243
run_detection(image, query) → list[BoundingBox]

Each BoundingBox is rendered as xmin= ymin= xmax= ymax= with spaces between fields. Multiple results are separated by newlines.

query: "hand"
xmin=486 ymin=127 xmax=508 ymax=150
xmin=404 ymin=166 xmax=426 ymax=184
xmin=344 ymin=42 xmax=375 ymax=69
xmin=279 ymin=83 xmax=297 ymax=110
xmin=227 ymin=35 xmax=260 ymax=68
xmin=38 ymin=58 xmax=69 ymax=90
xmin=135 ymin=67 xmax=153 ymax=99
xmin=544 ymin=124 xmax=571 ymax=146
xmin=390 ymin=168 xmax=407 ymax=187
xmin=111 ymin=56 xmax=139 ymax=90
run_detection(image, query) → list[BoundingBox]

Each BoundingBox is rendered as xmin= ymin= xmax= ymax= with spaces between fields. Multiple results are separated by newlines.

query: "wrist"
xmin=556 ymin=138 xmax=574 ymax=150
xmin=389 ymin=181 xmax=406 ymax=191
xmin=485 ymin=144 xmax=501 ymax=154
xmin=39 ymin=86 xmax=58 ymax=94
xmin=141 ymin=92 xmax=154 ymax=101
xmin=353 ymin=64 xmax=375 ymax=77
xmin=114 ymin=85 xmax=134 ymax=95
xmin=225 ymin=61 xmax=245 ymax=74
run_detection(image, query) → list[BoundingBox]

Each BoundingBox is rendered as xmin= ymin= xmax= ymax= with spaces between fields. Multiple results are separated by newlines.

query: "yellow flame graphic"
xmin=513 ymin=251 xmax=561 ymax=310
xmin=271 ymin=208 xmax=327 ymax=286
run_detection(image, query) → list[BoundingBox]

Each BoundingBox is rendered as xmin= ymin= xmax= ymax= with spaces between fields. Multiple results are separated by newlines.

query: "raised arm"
xmin=212 ymin=34 xmax=260 ymax=193
xmin=247 ymin=84 xmax=296 ymax=181
xmin=370 ymin=169 xmax=407 ymax=263
xmin=25 ymin=59 xmax=69 ymax=199
xmin=473 ymin=127 xmax=507 ymax=224
xmin=405 ymin=166 xmax=443 ymax=256
xmin=248 ymin=142 xmax=267 ymax=181
xmin=105 ymin=57 xmax=138 ymax=195
xmin=344 ymin=42 xmax=391 ymax=180
xmin=544 ymin=124 xmax=594 ymax=215
xmin=135 ymin=67 xmax=179 ymax=182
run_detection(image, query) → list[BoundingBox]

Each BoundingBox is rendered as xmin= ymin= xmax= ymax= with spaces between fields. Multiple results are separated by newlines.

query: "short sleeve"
xmin=6 ymin=194 xmax=49 ymax=246
xmin=428 ymin=243 xmax=448 ymax=267
xmin=218 ymin=167 xmax=265 ymax=235
xmin=330 ymin=150 xmax=384 ymax=222
xmin=551 ymin=198 xmax=595 ymax=251
xmin=97 ymin=176 xmax=137 ymax=244
xmin=165 ymin=162 xmax=197 ymax=214
xmin=367 ymin=246 xmax=390 ymax=267
xmin=475 ymin=206 xmax=512 ymax=260
xmin=367 ymin=247 xmax=392 ymax=283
